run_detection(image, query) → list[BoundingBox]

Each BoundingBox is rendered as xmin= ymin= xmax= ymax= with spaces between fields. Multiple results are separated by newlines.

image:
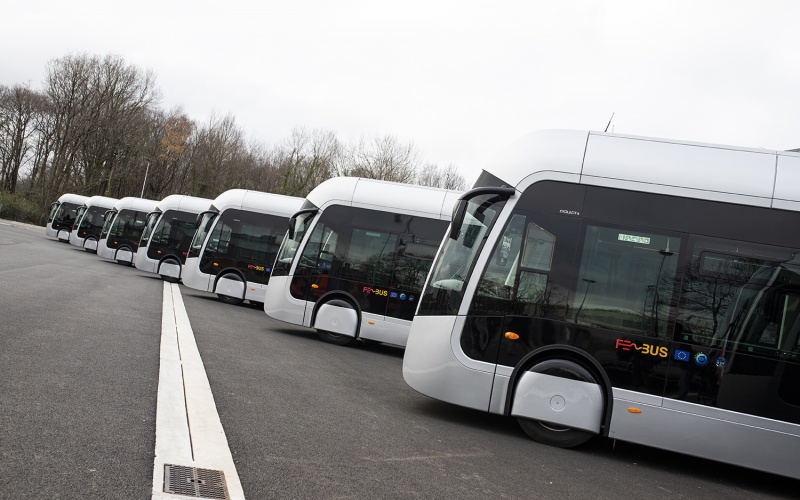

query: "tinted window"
xmin=106 ymin=210 xmax=149 ymax=248
xmin=293 ymin=205 xmax=448 ymax=318
xmin=574 ymin=224 xmax=681 ymax=338
xmin=468 ymin=211 xmax=580 ymax=320
xmin=676 ymin=236 xmax=799 ymax=358
xmin=147 ymin=210 xmax=198 ymax=261
xmin=76 ymin=206 xmax=109 ymax=238
xmin=198 ymin=209 xmax=287 ymax=284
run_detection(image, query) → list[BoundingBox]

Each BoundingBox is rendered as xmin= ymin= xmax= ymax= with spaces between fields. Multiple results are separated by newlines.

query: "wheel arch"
xmin=212 ymin=267 xmax=247 ymax=300
xmin=157 ymin=254 xmax=183 ymax=281
xmin=503 ymin=345 xmax=613 ymax=438
xmin=311 ymin=291 xmax=362 ymax=338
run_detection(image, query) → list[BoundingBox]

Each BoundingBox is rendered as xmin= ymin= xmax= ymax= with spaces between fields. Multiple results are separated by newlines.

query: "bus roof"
xmin=112 ymin=197 xmax=159 ymax=213
xmin=306 ymin=177 xmax=462 ymax=221
xmin=57 ymin=193 xmax=89 ymax=204
xmin=154 ymin=194 xmax=212 ymax=214
xmin=82 ymin=195 xmax=119 ymax=209
xmin=210 ymin=189 xmax=303 ymax=217
xmin=491 ymin=129 xmax=800 ymax=211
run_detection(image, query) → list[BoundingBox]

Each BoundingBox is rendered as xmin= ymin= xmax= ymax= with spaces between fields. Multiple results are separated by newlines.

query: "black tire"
xmin=317 ymin=330 xmax=355 ymax=346
xmin=316 ymin=299 xmax=357 ymax=346
xmin=516 ymin=359 xmax=598 ymax=448
xmin=217 ymin=293 xmax=244 ymax=305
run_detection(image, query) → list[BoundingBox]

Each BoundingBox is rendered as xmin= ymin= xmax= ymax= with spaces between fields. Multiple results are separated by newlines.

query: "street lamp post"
xmin=140 ymin=158 xmax=150 ymax=198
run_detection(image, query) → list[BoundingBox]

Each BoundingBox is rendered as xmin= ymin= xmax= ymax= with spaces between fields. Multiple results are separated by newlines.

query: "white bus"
xmin=265 ymin=177 xmax=462 ymax=347
xmin=134 ymin=194 xmax=212 ymax=282
xmin=403 ymin=129 xmax=800 ymax=479
xmin=183 ymin=189 xmax=303 ymax=305
xmin=46 ymin=193 xmax=88 ymax=241
xmin=97 ymin=197 xmax=159 ymax=265
xmin=69 ymin=195 xmax=119 ymax=252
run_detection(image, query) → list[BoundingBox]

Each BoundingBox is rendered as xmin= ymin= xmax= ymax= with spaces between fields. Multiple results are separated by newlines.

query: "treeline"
xmin=0 ymin=53 xmax=466 ymax=224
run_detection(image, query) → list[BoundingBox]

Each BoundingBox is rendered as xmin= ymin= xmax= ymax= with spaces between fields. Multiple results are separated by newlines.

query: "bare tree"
xmin=416 ymin=162 xmax=467 ymax=190
xmin=186 ymin=113 xmax=248 ymax=198
xmin=141 ymin=107 xmax=195 ymax=198
xmin=339 ymin=135 xmax=419 ymax=183
xmin=272 ymin=127 xmax=339 ymax=196
xmin=31 ymin=53 xmax=159 ymax=204
xmin=0 ymin=84 xmax=46 ymax=193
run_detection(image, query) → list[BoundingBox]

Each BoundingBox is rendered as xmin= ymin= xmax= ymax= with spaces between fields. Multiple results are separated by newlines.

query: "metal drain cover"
xmin=164 ymin=464 xmax=229 ymax=499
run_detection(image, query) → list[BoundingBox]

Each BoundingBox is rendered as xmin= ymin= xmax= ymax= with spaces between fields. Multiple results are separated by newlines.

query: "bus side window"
xmin=574 ymin=225 xmax=680 ymax=337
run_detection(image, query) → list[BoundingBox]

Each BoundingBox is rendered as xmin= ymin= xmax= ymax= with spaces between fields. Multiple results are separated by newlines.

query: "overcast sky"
xmin=3 ymin=0 xmax=800 ymax=184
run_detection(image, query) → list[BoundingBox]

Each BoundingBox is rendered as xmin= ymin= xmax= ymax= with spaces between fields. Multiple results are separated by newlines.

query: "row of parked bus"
xmin=45 ymin=177 xmax=461 ymax=348
xmin=44 ymin=129 xmax=800 ymax=481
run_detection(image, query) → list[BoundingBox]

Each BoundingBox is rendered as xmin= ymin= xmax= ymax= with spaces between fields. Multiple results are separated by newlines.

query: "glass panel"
xmin=574 ymin=224 xmax=680 ymax=338
xmin=139 ymin=212 xmax=160 ymax=246
xmin=677 ymin=236 xmax=796 ymax=349
xmin=76 ymin=206 xmax=109 ymax=237
xmin=391 ymin=236 xmax=442 ymax=291
xmin=100 ymin=210 xmax=117 ymax=238
xmin=104 ymin=210 xmax=149 ymax=247
xmin=273 ymin=211 xmax=315 ymax=275
xmin=475 ymin=214 xmax=526 ymax=302
xmin=204 ymin=218 xmax=232 ymax=254
xmin=521 ymin=223 xmax=554 ymax=271
xmin=343 ymin=229 xmax=397 ymax=286
xmin=418 ymin=194 xmax=506 ymax=315
xmin=467 ymin=211 xmax=579 ymax=320
xmin=48 ymin=202 xmax=60 ymax=222
xmin=189 ymin=212 xmax=218 ymax=257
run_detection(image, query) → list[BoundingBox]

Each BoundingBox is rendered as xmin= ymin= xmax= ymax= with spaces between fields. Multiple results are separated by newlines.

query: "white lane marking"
xmin=152 ymin=282 xmax=245 ymax=499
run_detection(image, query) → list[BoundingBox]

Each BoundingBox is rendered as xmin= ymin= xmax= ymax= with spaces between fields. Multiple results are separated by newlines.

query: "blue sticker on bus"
xmin=674 ymin=349 xmax=690 ymax=362
xmin=694 ymin=353 xmax=709 ymax=366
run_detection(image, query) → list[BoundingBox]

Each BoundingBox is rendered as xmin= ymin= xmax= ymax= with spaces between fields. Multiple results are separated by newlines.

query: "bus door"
xmin=466 ymin=212 xmax=582 ymax=374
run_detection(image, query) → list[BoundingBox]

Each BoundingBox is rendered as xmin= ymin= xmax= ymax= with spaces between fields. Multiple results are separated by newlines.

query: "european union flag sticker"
xmin=674 ymin=349 xmax=690 ymax=362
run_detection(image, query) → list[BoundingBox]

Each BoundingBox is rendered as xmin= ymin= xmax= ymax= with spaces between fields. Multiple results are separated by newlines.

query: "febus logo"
xmin=615 ymin=339 xmax=668 ymax=358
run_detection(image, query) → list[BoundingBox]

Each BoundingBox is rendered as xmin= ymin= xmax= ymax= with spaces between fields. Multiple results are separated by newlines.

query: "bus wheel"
xmin=316 ymin=299 xmax=357 ymax=346
xmin=317 ymin=330 xmax=355 ymax=346
xmin=160 ymin=258 xmax=181 ymax=283
xmin=218 ymin=294 xmax=243 ymax=305
xmin=216 ymin=273 xmax=244 ymax=305
xmin=516 ymin=359 xmax=598 ymax=448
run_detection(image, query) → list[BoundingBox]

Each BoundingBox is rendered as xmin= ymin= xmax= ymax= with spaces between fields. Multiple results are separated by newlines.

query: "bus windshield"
xmin=100 ymin=210 xmax=117 ymax=239
xmin=73 ymin=206 xmax=87 ymax=229
xmin=273 ymin=210 xmax=316 ymax=276
xmin=418 ymin=193 xmax=508 ymax=315
xmin=139 ymin=211 xmax=161 ymax=246
xmin=48 ymin=202 xmax=60 ymax=222
xmin=189 ymin=212 xmax=218 ymax=258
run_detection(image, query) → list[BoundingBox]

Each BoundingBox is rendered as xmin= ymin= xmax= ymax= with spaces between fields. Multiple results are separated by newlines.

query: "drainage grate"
xmin=164 ymin=464 xmax=229 ymax=499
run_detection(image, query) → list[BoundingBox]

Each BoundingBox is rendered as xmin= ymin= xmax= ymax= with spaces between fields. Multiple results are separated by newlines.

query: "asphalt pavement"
xmin=1 ymin=219 xmax=797 ymax=499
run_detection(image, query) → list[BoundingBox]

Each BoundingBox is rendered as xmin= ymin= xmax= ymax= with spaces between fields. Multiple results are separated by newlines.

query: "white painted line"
xmin=152 ymin=282 xmax=245 ymax=500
